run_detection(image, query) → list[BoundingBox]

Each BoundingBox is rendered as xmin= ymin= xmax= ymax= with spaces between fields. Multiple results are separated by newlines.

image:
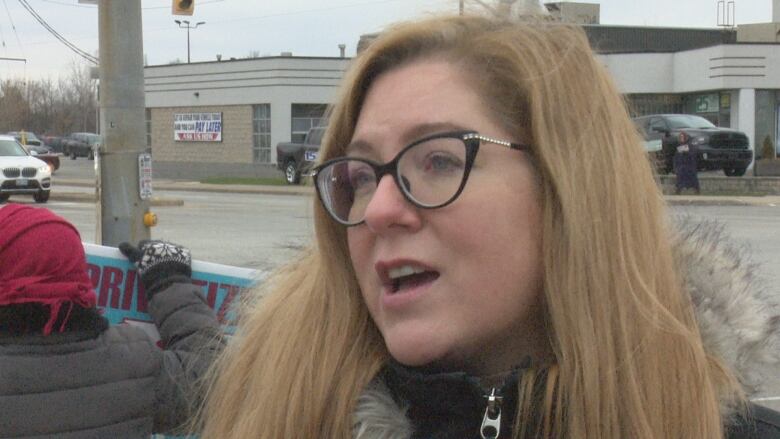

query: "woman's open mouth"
xmin=390 ymin=270 xmax=440 ymax=293
xmin=385 ymin=264 xmax=440 ymax=294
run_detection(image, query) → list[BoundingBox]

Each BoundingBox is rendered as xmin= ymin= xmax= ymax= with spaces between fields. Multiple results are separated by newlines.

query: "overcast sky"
xmin=0 ymin=0 xmax=774 ymax=80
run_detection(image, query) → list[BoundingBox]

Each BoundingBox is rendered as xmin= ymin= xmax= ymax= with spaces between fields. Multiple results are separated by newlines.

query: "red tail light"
xmin=678 ymin=132 xmax=689 ymax=144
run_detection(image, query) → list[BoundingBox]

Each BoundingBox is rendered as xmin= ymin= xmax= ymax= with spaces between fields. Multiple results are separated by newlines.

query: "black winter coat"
xmin=0 ymin=282 xmax=224 ymax=438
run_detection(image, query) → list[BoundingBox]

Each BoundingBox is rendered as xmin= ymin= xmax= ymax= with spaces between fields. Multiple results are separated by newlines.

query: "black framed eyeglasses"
xmin=312 ymin=130 xmax=528 ymax=226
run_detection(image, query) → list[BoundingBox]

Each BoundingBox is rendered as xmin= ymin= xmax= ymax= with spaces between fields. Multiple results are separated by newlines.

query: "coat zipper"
xmin=480 ymin=387 xmax=503 ymax=439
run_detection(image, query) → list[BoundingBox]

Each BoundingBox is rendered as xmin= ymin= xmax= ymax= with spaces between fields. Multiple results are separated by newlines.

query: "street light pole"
xmin=174 ymin=20 xmax=206 ymax=63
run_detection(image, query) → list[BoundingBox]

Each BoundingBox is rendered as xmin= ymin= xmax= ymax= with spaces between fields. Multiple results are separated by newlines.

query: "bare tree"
xmin=0 ymin=79 xmax=32 ymax=132
xmin=0 ymin=58 xmax=98 ymax=138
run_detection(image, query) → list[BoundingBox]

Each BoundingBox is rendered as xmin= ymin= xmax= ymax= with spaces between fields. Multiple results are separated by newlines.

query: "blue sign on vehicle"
xmin=304 ymin=151 xmax=318 ymax=162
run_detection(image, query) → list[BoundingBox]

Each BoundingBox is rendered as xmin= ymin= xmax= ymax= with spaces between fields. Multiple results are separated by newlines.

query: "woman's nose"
xmin=362 ymin=174 xmax=422 ymax=234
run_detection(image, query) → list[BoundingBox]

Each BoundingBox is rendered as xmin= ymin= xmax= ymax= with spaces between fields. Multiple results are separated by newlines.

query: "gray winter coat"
xmin=352 ymin=220 xmax=780 ymax=438
xmin=0 ymin=282 xmax=224 ymax=438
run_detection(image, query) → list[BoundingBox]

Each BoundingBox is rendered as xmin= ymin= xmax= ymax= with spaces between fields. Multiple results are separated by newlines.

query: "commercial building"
xmin=144 ymin=1 xmax=780 ymax=179
xmin=144 ymin=55 xmax=349 ymax=179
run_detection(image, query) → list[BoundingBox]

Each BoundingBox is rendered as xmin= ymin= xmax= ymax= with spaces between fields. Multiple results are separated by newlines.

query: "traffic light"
xmin=172 ymin=0 xmax=194 ymax=16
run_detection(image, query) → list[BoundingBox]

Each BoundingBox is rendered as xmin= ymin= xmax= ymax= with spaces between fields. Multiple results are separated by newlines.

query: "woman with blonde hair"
xmin=200 ymin=12 xmax=780 ymax=439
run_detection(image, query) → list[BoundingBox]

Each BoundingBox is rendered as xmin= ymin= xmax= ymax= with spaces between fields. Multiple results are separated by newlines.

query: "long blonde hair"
xmin=200 ymin=15 xmax=743 ymax=439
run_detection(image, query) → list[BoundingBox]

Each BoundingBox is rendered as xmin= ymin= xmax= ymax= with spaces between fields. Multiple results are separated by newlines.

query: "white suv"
xmin=0 ymin=135 xmax=52 ymax=203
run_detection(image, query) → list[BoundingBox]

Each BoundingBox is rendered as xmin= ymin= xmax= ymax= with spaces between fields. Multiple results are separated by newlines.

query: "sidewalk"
xmin=51 ymin=178 xmax=780 ymax=207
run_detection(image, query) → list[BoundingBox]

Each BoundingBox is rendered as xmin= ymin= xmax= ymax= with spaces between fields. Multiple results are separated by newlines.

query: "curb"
xmin=664 ymin=196 xmax=779 ymax=207
xmin=53 ymin=179 xmax=313 ymax=197
xmin=50 ymin=192 xmax=184 ymax=207
xmin=155 ymin=183 xmax=313 ymax=197
xmin=52 ymin=179 xmax=779 ymax=207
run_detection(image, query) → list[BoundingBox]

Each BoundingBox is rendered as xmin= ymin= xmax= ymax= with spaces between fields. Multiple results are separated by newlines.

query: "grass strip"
xmin=200 ymin=177 xmax=287 ymax=186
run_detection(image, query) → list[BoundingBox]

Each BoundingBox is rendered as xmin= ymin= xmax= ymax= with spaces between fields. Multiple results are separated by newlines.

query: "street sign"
xmin=138 ymin=153 xmax=152 ymax=200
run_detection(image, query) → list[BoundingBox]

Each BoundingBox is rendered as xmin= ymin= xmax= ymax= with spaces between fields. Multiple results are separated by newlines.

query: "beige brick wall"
xmin=150 ymin=105 xmax=253 ymax=163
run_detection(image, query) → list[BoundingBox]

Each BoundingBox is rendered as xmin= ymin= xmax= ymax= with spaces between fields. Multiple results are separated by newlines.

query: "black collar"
xmin=382 ymin=359 xmax=532 ymax=438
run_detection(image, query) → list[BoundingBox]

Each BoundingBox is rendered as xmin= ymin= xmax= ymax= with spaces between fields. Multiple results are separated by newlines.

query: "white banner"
xmin=174 ymin=112 xmax=223 ymax=142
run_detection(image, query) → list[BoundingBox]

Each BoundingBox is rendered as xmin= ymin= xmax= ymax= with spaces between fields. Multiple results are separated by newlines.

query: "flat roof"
xmin=146 ymin=55 xmax=352 ymax=69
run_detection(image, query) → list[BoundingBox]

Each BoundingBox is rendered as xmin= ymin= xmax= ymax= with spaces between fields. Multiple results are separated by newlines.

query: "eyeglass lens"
xmin=317 ymin=137 xmax=468 ymax=224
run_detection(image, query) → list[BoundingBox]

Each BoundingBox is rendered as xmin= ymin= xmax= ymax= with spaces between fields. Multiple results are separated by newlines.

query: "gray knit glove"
xmin=119 ymin=240 xmax=192 ymax=299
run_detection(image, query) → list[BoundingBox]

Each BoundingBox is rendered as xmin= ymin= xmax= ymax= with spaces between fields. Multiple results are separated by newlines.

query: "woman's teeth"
xmin=388 ymin=265 xmax=426 ymax=280
xmin=388 ymin=267 xmax=440 ymax=293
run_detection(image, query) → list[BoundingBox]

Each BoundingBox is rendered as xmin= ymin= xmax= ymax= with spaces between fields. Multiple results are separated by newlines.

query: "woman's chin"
xmin=385 ymin=337 xmax=447 ymax=368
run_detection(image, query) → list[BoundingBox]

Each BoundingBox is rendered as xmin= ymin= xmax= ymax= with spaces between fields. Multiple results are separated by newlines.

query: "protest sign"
xmin=83 ymin=243 xmax=258 ymax=338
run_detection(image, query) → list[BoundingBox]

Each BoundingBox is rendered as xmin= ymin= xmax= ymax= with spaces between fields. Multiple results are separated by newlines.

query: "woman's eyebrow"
xmin=344 ymin=139 xmax=373 ymax=156
xmin=400 ymin=122 xmax=469 ymax=144
xmin=345 ymin=122 xmax=471 ymax=156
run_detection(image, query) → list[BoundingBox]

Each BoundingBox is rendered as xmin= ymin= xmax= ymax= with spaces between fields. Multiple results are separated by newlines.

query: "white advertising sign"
xmin=174 ymin=112 xmax=223 ymax=142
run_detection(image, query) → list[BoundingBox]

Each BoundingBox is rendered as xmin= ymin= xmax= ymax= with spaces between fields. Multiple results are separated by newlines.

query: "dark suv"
xmin=633 ymin=114 xmax=752 ymax=176
xmin=64 ymin=132 xmax=102 ymax=160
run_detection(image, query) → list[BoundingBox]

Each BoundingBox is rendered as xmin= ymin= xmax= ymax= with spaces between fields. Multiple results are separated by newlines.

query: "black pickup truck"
xmin=276 ymin=127 xmax=325 ymax=184
xmin=633 ymin=114 xmax=753 ymax=176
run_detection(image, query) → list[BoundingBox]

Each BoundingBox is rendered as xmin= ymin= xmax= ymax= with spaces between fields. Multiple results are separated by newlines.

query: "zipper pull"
xmin=480 ymin=388 xmax=503 ymax=439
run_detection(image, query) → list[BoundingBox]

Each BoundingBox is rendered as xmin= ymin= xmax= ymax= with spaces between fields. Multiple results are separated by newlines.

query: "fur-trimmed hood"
xmin=673 ymin=218 xmax=780 ymax=396
xmin=353 ymin=219 xmax=780 ymax=439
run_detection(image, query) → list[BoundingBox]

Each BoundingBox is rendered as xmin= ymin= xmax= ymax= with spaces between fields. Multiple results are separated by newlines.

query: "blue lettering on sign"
xmin=190 ymin=121 xmax=222 ymax=133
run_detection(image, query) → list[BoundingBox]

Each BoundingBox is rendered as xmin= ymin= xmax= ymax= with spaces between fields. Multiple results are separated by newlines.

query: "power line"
xmin=0 ymin=14 xmax=7 ymax=52
xmin=3 ymin=0 xmax=26 ymax=58
xmin=37 ymin=0 xmax=226 ymax=9
xmin=142 ymin=0 xmax=225 ymax=10
xmin=16 ymin=0 xmax=97 ymax=64
xmin=196 ymin=0 xmax=407 ymax=24
xmin=37 ymin=0 xmax=93 ymax=7
xmin=143 ymin=0 xmax=413 ymax=33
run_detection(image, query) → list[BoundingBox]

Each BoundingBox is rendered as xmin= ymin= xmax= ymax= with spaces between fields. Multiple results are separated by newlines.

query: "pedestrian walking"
xmin=198 ymin=11 xmax=780 ymax=439
xmin=674 ymin=142 xmax=701 ymax=194
xmin=0 ymin=204 xmax=224 ymax=438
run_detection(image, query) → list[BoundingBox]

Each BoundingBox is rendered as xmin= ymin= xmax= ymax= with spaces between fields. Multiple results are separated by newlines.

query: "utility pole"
xmin=97 ymin=0 xmax=152 ymax=246
xmin=459 ymin=0 xmax=464 ymax=15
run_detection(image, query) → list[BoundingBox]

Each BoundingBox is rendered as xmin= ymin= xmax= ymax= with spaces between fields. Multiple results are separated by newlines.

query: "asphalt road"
xmin=41 ymin=190 xmax=315 ymax=273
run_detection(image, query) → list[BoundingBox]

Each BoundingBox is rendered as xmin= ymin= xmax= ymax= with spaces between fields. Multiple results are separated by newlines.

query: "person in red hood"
xmin=0 ymin=204 xmax=223 ymax=438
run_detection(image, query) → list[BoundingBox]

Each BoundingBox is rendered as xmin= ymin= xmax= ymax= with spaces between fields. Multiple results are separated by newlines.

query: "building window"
xmin=626 ymin=94 xmax=683 ymax=117
xmin=291 ymin=104 xmax=327 ymax=143
xmin=253 ymin=104 xmax=271 ymax=163
xmin=145 ymin=108 xmax=152 ymax=148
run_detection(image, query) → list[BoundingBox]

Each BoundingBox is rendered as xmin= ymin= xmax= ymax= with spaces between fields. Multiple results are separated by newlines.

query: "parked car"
xmin=0 ymin=135 xmax=52 ymax=203
xmin=635 ymin=132 xmax=665 ymax=173
xmin=7 ymin=131 xmax=62 ymax=172
xmin=21 ymin=144 xmax=61 ymax=173
xmin=64 ymin=132 xmax=102 ymax=160
xmin=633 ymin=114 xmax=753 ymax=176
xmin=42 ymin=135 xmax=68 ymax=154
xmin=7 ymin=131 xmax=45 ymax=147
xmin=276 ymin=126 xmax=325 ymax=184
